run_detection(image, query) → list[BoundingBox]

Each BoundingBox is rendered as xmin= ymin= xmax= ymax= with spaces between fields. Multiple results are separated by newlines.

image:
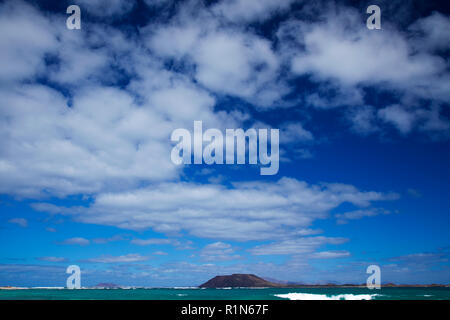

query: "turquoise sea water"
xmin=0 ymin=287 xmax=449 ymax=300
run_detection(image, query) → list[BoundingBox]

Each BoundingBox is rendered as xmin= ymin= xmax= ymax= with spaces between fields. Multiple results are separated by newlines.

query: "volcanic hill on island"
xmin=198 ymin=274 xmax=450 ymax=288
xmin=199 ymin=274 xmax=282 ymax=288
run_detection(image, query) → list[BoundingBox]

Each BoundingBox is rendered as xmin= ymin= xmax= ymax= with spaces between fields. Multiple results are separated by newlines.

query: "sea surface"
xmin=0 ymin=287 xmax=449 ymax=300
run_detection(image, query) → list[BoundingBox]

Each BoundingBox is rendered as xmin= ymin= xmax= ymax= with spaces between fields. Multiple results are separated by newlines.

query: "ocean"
xmin=0 ymin=287 xmax=449 ymax=300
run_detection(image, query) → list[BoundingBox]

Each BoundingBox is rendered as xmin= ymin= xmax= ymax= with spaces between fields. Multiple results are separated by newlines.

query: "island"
xmin=198 ymin=274 xmax=450 ymax=288
xmin=199 ymin=274 xmax=282 ymax=288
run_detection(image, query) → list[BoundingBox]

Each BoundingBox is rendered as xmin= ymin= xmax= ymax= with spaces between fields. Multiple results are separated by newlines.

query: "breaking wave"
xmin=275 ymin=293 xmax=380 ymax=300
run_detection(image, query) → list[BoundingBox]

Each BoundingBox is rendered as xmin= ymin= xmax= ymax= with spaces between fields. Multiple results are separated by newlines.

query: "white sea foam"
xmin=274 ymin=293 xmax=380 ymax=300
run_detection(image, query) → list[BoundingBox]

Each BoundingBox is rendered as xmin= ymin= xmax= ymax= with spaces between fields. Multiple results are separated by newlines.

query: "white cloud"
xmin=212 ymin=0 xmax=295 ymax=23
xmin=335 ymin=208 xmax=391 ymax=224
xmin=309 ymin=250 xmax=350 ymax=259
xmin=0 ymin=1 xmax=58 ymax=83
xmin=346 ymin=106 xmax=379 ymax=135
xmin=84 ymin=253 xmax=149 ymax=263
xmin=378 ymin=105 xmax=417 ymax=135
xmin=36 ymin=256 xmax=67 ymax=262
xmin=0 ymin=84 xmax=181 ymax=197
xmin=409 ymin=12 xmax=450 ymax=52
xmin=153 ymin=251 xmax=168 ymax=255
xmin=289 ymin=8 xmax=446 ymax=89
xmin=280 ymin=123 xmax=314 ymax=143
xmin=0 ymin=1 xmax=252 ymax=198
xmin=60 ymin=237 xmax=90 ymax=246
xmin=8 ymin=218 xmax=28 ymax=228
xmin=146 ymin=9 xmax=287 ymax=107
xmin=305 ymin=86 xmax=364 ymax=109
xmin=280 ymin=6 xmax=450 ymax=137
xmin=92 ymin=235 xmax=126 ymax=244
xmin=33 ymin=177 xmax=397 ymax=241
xmin=199 ymin=242 xmax=241 ymax=261
xmin=131 ymin=238 xmax=176 ymax=246
xmin=249 ymin=236 xmax=348 ymax=255
xmin=144 ymin=0 xmax=171 ymax=8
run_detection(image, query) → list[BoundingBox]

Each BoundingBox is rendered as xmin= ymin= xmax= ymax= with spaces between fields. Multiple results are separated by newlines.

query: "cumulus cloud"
xmin=59 ymin=237 xmax=90 ymax=246
xmin=153 ymin=251 xmax=168 ymax=255
xmin=0 ymin=0 xmax=448 ymax=204
xmin=335 ymin=208 xmax=391 ymax=225
xmin=378 ymin=105 xmax=417 ymax=135
xmin=288 ymin=7 xmax=446 ymax=90
xmin=33 ymin=178 xmax=397 ymax=241
xmin=280 ymin=123 xmax=314 ymax=143
xmin=409 ymin=12 xmax=450 ymax=52
xmin=92 ymin=235 xmax=127 ymax=244
xmin=8 ymin=218 xmax=28 ymax=228
xmin=83 ymin=253 xmax=149 ymax=263
xmin=36 ymin=256 xmax=67 ymax=263
xmin=0 ymin=1 xmax=58 ymax=83
xmin=0 ymin=1 xmax=253 ymax=200
xmin=212 ymin=0 xmax=295 ymax=23
xmin=131 ymin=238 xmax=177 ymax=246
xmin=249 ymin=236 xmax=349 ymax=255
xmin=388 ymin=250 xmax=450 ymax=270
xmin=309 ymin=250 xmax=350 ymax=259
xmin=0 ymin=84 xmax=180 ymax=197
xmin=279 ymin=5 xmax=450 ymax=137
xmin=145 ymin=5 xmax=287 ymax=107
xmin=346 ymin=106 xmax=379 ymax=135
xmin=199 ymin=242 xmax=241 ymax=261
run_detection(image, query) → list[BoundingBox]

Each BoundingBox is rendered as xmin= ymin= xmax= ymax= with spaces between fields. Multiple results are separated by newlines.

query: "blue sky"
xmin=0 ymin=0 xmax=449 ymax=287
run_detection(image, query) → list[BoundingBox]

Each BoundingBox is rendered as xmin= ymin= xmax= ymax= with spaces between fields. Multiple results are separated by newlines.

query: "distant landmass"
xmin=199 ymin=274 xmax=281 ymax=288
xmin=198 ymin=274 xmax=450 ymax=288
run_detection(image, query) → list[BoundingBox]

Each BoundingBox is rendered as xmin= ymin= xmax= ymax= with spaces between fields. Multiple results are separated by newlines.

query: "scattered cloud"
xmin=249 ymin=236 xmax=349 ymax=255
xmin=33 ymin=178 xmax=397 ymax=241
xmin=212 ymin=0 xmax=295 ymax=23
xmin=378 ymin=105 xmax=417 ymax=135
xmin=153 ymin=251 xmax=168 ymax=256
xmin=83 ymin=253 xmax=149 ymax=263
xmin=309 ymin=250 xmax=351 ymax=259
xmin=280 ymin=123 xmax=314 ymax=143
xmin=131 ymin=238 xmax=177 ymax=246
xmin=199 ymin=242 xmax=241 ymax=262
xmin=407 ymin=188 xmax=422 ymax=198
xmin=8 ymin=218 xmax=28 ymax=228
xmin=346 ymin=106 xmax=379 ymax=135
xmin=335 ymin=208 xmax=391 ymax=224
xmin=36 ymin=256 xmax=67 ymax=263
xmin=59 ymin=237 xmax=90 ymax=246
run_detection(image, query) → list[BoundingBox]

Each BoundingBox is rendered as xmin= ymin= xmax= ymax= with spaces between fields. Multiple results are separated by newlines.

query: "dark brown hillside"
xmin=199 ymin=274 xmax=282 ymax=288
